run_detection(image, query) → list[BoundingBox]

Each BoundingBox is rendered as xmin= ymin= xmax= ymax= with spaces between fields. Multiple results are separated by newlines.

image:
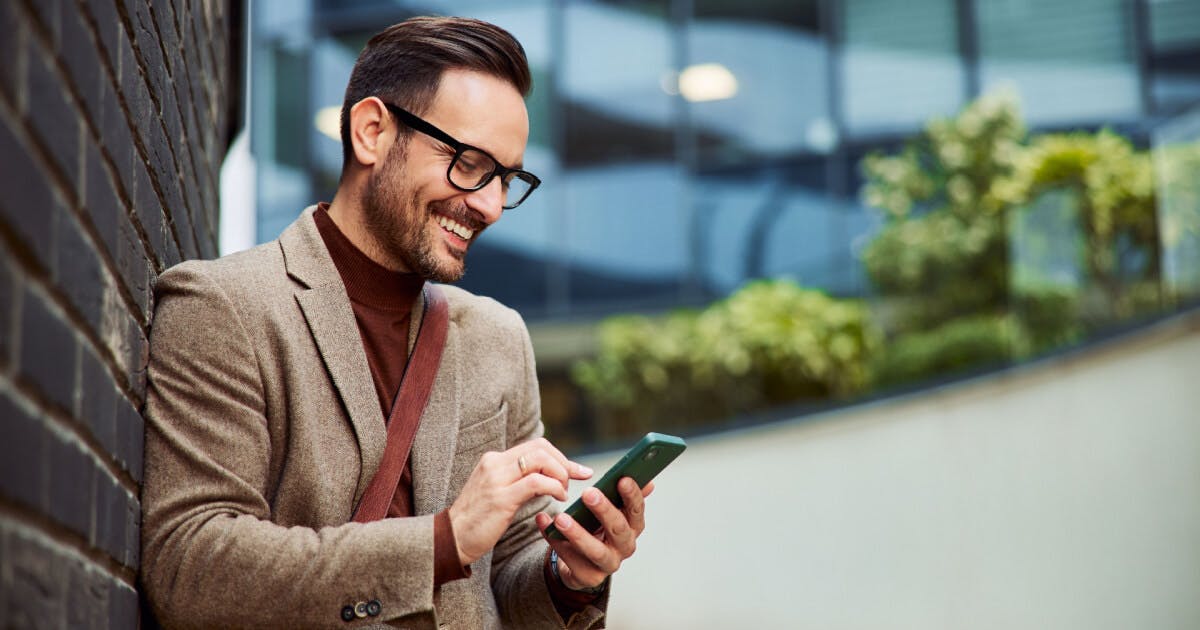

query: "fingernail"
xmin=584 ymin=489 xmax=600 ymax=505
xmin=556 ymin=514 xmax=572 ymax=529
xmin=578 ymin=464 xmax=593 ymax=476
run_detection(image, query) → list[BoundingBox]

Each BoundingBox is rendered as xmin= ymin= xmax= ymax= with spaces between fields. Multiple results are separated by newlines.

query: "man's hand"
xmin=449 ymin=438 xmax=593 ymax=567
xmin=535 ymin=477 xmax=655 ymax=590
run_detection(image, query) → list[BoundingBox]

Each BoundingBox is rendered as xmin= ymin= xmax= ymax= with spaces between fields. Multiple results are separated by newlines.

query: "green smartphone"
xmin=544 ymin=432 xmax=687 ymax=541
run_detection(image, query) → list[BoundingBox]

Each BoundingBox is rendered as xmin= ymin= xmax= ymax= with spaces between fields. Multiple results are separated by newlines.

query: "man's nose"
xmin=464 ymin=176 xmax=505 ymax=225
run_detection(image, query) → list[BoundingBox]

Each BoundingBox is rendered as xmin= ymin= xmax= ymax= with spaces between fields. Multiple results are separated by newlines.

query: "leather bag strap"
xmin=352 ymin=283 xmax=450 ymax=523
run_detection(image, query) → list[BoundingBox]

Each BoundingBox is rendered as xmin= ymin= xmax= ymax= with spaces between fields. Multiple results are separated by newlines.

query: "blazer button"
xmin=354 ymin=601 xmax=370 ymax=618
xmin=366 ymin=600 xmax=382 ymax=617
xmin=340 ymin=605 xmax=356 ymax=622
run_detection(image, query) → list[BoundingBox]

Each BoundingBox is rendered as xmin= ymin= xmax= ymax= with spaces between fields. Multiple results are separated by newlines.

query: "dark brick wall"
xmin=0 ymin=1 xmax=238 ymax=627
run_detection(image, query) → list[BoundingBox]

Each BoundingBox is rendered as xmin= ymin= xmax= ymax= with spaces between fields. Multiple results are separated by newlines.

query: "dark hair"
xmin=339 ymin=16 xmax=532 ymax=169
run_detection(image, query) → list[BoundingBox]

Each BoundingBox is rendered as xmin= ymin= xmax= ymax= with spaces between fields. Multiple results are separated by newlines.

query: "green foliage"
xmin=1005 ymin=131 xmax=1161 ymax=319
xmin=861 ymin=91 xmax=1024 ymax=329
xmin=571 ymin=280 xmax=877 ymax=436
xmin=859 ymin=90 xmax=1186 ymax=386
xmin=871 ymin=314 xmax=1024 ymax=388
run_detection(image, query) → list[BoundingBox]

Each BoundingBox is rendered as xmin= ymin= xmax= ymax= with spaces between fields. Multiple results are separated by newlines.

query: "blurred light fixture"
xmin=314 ymin=105 xmax=342 ymax=141
xmin=677 ymin=63 xmax=738 ymax=102
xmin=805 ymin=117 xmax=839 ymax=154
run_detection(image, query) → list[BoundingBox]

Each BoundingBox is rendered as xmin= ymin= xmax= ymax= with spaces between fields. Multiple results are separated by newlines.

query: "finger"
xmin=547 ymin=537 xmax=609 ymax=589
xmin=516 ymin=449 xmax=571 ymax=490
xmin=581 ymin=488 xmax=637 ymax=558
xmin=549 ymin=512 xmax=621 ymax=575
xmin=508 ymin=473 xmax=569 ymax=504
xmin=618 ymin=477 xmax=647 ymax=534
xmin=642 ymin=481 xmax=656 ymax=498
xmin=515 ymin=439 xmax=593 ymax=480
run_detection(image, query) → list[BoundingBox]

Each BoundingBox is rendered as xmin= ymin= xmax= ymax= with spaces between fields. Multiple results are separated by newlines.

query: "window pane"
xmin=977 ymin=0 xmax=1140 ymax=125
xmin=842 ymin=0 xmax=964 ymax=135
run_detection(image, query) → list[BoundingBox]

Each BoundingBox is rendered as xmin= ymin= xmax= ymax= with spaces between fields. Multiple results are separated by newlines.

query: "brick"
xmin=132 ymin=2 xmax=168 ymax=100
xmin=66 ymin=556 xmax=109 ymax=630
xmin=18 ymin=286 xmax=78 ymax=414
xmin=54 ymin=211 xmax=105 ymax=334
xmin=133 ymin=162 xmax=166 ymax=264
xmin=87 ymin=0 xmax=123 ymax=76
xmin=80 ymin=347 xmax=118 ymax=460
xmin=29 ymin=0 xmax=62 ymax=49
xmin=124 ymin=493 xmax=140 ymax=569
xmin=118 ymin=30 xmax=152 ymax=147
xmin=109 ymin=582 xmax=137 ymax=629
xmin=0 ymin=391 xmax=46 ymax=511
xmin=60 ymin=2 xmax=103 ymax=128
xmin=162 ymin=80 xmax=183 ymax=151
xmin=104 ymin=479 xmax=128 ymax=563
xmin=92 ymin=474 xmax=114 ymax=558
xmin=0 ymin=114 xmax=57 ymax=269
xmin=0 ymin=1 xmax=18 ymax=105
xmin=0 ymin=251 xmax=12 ymax=364
xmin=116 ymin=394 xmax=144 ymax=482
xmin=5 ymin=528 xmax=68 ymax=629
xmin=47 ymin=433 xmax=94 ymax=539
xmin=99 ymin=77 xmax=135 ymax=197
xmin=116 ymin=218 xmax=150 ymax=321
xmin=27 ymin=37 xmax=81 ymax=186
xmin=84 ymin=138 xmax=121 ymax=258
xmin=150 ymin=2 xmax=180 ymax=79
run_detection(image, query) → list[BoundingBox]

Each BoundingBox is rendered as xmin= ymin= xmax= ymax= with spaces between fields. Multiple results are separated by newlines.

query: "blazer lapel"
xmin=280 ymin=207 xmax=386 ymax=508
xmin=409 ymin=288 xmax=461 ymax=515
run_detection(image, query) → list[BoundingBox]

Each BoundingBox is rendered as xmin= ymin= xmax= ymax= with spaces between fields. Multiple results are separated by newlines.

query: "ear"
xmin=347 ymin=97 xmax=391 ymax=169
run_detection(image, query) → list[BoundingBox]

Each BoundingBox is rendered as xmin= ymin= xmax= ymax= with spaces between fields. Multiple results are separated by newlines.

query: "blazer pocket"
xmin=455 ymin=401 xmax=508 ymax=454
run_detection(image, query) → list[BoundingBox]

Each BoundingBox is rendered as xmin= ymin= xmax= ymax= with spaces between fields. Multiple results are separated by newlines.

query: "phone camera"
xmin=644 ymin=449 xmax=658 ymax=461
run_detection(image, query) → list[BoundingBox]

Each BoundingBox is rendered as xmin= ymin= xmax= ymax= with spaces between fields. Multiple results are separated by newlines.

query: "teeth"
xmin=437 ymin=216 xmax=474 ymax=240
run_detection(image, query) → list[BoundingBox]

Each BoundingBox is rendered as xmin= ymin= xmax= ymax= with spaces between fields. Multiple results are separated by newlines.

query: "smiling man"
xmin=140 ymin=17 xmax=649 ymax=629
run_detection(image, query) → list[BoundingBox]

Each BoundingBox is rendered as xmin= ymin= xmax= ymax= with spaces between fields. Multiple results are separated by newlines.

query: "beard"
xmin=361 ymin=143 xmax=484 ymax=283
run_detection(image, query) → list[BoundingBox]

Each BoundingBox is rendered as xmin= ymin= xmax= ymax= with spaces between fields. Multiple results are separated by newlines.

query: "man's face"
xmin=361 ymin=69 xmax=530 ymax=282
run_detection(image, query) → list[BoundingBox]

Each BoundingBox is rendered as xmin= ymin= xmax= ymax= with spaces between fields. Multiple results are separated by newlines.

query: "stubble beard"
xmin=362 ymin=146 xmax=471 ymax=283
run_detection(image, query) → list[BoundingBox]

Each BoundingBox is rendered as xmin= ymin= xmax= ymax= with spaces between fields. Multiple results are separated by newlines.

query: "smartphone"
xmin=543 ymin=432 xmax=686 ymax=540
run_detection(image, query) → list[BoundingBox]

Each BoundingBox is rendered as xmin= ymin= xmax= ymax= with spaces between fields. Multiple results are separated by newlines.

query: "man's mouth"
xmin=436 ymin=214 xmax=475 ymax=241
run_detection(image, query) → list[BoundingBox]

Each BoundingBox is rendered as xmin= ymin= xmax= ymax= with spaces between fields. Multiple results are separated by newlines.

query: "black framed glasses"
xmin=382 ymin=102 xmax=541 ymax=210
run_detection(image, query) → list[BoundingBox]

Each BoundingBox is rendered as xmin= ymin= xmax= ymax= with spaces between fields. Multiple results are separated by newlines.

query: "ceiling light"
xmin=677 ymin=63 xmax=738 ymax=102
xmin=314 ymin=105 xmax=342 ymax=141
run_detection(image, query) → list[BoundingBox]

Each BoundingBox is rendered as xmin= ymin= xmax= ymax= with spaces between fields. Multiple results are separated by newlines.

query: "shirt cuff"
xmin=543 ymin=548 xmax=601 ymax=621
xmin=433 ymin=509 xmax=471 ymax=587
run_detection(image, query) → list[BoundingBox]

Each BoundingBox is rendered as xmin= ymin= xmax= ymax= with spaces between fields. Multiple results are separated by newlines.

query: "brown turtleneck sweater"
xmin=314 ymin=204 xmax=467 ymax=587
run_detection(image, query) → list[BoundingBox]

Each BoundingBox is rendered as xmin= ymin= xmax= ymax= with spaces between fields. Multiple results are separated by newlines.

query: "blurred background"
xmin=223 ymin=1 xmax=1200 ymax=627
xmin=230 ymin=0 xmax=1200 ymax=449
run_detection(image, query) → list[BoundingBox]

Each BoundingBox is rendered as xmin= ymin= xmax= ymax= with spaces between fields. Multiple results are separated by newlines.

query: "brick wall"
xmin=0 ymin=1 xmax=238 ymax=627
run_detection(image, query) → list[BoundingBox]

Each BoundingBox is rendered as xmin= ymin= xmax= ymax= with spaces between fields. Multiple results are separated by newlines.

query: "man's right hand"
xmin=448 ymin=438 xmax=593 ymax=566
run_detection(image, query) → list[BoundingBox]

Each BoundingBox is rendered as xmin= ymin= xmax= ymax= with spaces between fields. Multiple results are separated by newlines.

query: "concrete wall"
xmin=0 ymin=1 xmax=235 ymax=627
xmin=587 ymin=311 xmax=1200 ymax=629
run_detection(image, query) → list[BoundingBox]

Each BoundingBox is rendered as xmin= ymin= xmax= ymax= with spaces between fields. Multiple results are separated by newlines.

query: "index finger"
xmin=514 ymin=438 xmax=593 ymax=480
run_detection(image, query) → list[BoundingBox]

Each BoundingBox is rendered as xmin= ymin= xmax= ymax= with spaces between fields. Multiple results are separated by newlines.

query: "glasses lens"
xmin=450 ymin=148 xmax=497 ymax=190
xmin=502 ymin=173 xmax=537 ymax=209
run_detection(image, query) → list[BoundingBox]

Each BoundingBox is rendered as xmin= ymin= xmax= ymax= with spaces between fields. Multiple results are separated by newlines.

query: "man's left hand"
xmin=535 ymin=477 xmax=655 ymax=590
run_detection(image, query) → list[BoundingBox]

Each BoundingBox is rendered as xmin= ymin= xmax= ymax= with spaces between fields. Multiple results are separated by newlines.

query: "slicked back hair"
xmin=339 ymin=16 xmax=532 ymax=171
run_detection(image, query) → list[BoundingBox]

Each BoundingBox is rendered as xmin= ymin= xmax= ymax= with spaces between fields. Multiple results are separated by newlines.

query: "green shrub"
xmin=871 ymin=314 xmax=1024 ymax=388
xmin=571 ymin=280 xmax=877 ymax=437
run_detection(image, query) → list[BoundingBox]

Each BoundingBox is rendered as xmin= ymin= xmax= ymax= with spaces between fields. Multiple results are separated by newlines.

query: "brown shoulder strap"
xmin=352 ymin=284 xmax=450 ymax=523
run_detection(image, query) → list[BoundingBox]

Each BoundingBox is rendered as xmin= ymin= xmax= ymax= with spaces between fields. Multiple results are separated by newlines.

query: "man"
xmin=141 ymin=17 xmax=651 ymax=629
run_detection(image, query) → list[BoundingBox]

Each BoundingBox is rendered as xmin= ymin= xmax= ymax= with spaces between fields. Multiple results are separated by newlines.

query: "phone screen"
xmin=544 ymin=432 xmax=686 ymax=540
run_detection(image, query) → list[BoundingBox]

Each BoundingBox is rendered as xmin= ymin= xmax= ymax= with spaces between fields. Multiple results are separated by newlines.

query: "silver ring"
xmin=517 ymin=455 xmax=529 ymax=476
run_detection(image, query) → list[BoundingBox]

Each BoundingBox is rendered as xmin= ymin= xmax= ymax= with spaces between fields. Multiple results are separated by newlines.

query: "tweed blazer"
xmin=140 ymin=207 xmax=607 ymax=629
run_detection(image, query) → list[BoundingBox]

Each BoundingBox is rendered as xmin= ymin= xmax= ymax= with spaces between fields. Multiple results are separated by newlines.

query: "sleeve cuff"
xmin=433 ymin=509 xmax=471 ymax=587
xmin=542 ymin=548 xmax=601 ymax=622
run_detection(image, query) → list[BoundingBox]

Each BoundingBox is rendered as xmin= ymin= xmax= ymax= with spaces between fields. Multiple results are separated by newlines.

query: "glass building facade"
xmin=247 ymin=0 xmax=1200 ymax=319
xmin=241 ymin=0 xmax=1200 ymax=446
